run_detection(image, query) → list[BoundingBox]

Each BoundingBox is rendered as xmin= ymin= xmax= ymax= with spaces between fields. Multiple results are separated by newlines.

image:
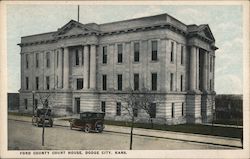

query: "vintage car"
xmin=32 ymin=108 xmax=53 ymax=127
xmin=69 ymin=112 xmax=105 ymax=133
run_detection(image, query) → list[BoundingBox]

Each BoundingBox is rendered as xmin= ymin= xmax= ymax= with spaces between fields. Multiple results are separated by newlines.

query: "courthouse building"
xmin=18 ymin=13 xmax=217 ymax=124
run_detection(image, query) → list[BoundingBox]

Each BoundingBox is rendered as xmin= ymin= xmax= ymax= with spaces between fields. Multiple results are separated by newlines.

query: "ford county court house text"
xmin=18 ymin=13 xmax=218 ymax=124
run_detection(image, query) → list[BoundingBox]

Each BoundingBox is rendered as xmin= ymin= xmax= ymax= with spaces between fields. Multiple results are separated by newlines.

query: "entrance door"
xmin=75 ymin=98 xmax=80 ymax=114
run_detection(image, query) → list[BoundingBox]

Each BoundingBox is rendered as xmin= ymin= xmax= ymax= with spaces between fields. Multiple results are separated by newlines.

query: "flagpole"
xmin=77 ymin=5 xmax=80 ymax=22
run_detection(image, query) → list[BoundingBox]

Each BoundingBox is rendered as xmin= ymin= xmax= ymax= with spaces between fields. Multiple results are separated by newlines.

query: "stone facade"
xmin=18 ymin=13 xmax=217 ymax=124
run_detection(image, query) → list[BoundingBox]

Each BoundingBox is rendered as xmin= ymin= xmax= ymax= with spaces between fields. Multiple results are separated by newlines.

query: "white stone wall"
xmin=19 ymin=16 xmax=216 ymax=125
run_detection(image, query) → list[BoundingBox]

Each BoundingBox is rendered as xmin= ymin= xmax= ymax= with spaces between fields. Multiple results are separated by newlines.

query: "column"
xmin=63 ymin=47 xmax=69 ymax=89
xmin=90 ymin=45 xmax=96 ymax=89
xmin=202 ymin=51 xmax=208 ymax=91
xmin=83 ymin=45 xmax=89 ymax=89
xmin=212 ymin=56 xmax=215 ymax=91
xmin=56 ymin=48 xmax=62 ymax=89
xmin=196 ymin=48 xmax=199 ymax=90
xmin=189 ymin=46 xmax=196 ymax=91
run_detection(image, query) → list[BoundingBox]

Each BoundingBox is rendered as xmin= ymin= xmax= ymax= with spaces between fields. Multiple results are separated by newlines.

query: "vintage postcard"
xmin=0 ymin=0 xmax=249 ymax=158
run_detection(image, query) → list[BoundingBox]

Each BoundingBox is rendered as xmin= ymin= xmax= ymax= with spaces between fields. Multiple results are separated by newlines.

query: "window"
xmin=56 ymin=51 xmax=59 ymax=68
xmin=76 ymin=78 xmax=83 ymax=90
xmin=134 ymin=42 xmax=140 ymax=62
xmin=36 ymin=53 xmax=39 ymax=68
xmin=181 ymin=46 xmax=184 ymax=65
xmin=46 ymin=52 xmax=50 ymax=68
xmin=25 ymin=77 xmax=29 ymax=90
xmin=171 ymin=103 xmax=175 ymax=118
xmin=56 ymin=76 xmax=58 ymax=88
xmin=149 ymin=103 xmax=156 ymax=118
xmin=101 ymin=101 xmax=106 ymax=113
xmin=103 ymin=46 xmax=107 ymax=64
xmin=152 ymin=73 xmax=157 ymax=91
xmin=102 ymin=75 xmax=107 ymax=91
xmin=134 ymin=74 xmax=139 ymax=91
xmin=75 ymin=50 xmax=79 ymax=66
xmin=46 ymin=76 xmax=50 ymax=90
xmin=170 ymin=73 xmax=174 ymax=91
xmin=118 ymin=74 xmax=122 ymax=91
xmin=210 ymin=79 xmax=212 ymax=90
xmin=152 ymin=41 xmax=158 ymax=61
xmin=182 ymin=103 xmax=184 ymax=116
xmin=44 ymin=99 xmax=48 ymax=108
xmin=116 ymin=102 xmax=121 ymax=116
xmin=24 ymin=99 xmax=28 ymax=109
xmin=117 ymin=44 xmax=123 ymax=63
xmin=35 ymin=77 xmax=39 ymax=90
xmin=133 ymin=107 xmax=138 ymax=117
xmin=34 ymin=99 xmax=38 ymax=110
xmin=180 ymin=75 xmax=183 ymax=91
xmin=171 ymin=42 xmax=174 ymax=62
xmin=82 ymin=50 xmax=84 ymax=65
xmin=25 ymin=54 xmax=29 ymax=69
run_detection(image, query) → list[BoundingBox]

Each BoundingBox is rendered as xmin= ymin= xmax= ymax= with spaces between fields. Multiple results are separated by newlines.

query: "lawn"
xmin=8 ymin=111 xmax=33 ymax=117
xmin=8 ymin=112 xmax=242 ymax=139
xmin=214 ymin=119 xmax=243 ymax=126
xmin=104 ymin=120 xmax=243 ymax=139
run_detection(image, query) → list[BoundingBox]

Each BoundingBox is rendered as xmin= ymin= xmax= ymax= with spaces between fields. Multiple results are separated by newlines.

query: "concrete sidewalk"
xmin=8 ymin=114 xmax=242 ymax=148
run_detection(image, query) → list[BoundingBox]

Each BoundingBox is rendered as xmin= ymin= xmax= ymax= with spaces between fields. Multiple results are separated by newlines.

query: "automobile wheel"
xmin=95 ymin=123 xmax=103 ymax=133
xmin=84 ymin=124 xmax=91 ymax=133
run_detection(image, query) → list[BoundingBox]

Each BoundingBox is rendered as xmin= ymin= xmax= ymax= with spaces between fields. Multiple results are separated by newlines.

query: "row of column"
xmin=189 ymin=46 xmax=210 ymax=92
xmin=60 ymin=45 xmax=97 ymax=90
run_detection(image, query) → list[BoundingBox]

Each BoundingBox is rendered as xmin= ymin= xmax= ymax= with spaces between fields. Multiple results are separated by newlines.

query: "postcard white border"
xmin=0 ymin=1 xmax=249 ymax=158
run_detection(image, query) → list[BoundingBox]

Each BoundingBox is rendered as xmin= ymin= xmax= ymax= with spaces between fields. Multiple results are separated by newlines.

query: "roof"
xmin=19 ymin=13 xmax=216 ymax=47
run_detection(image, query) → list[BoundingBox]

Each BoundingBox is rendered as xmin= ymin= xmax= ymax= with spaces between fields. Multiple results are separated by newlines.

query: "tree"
xmin=35 ymin=77 xmax=58 ymax=146
xmin=37 ymin=92 xmax=54 ymax=146
xmin=138 ymin=88 xmax=157 ymax=128
xmin=114 ymin=88 xmax=157 ymax=150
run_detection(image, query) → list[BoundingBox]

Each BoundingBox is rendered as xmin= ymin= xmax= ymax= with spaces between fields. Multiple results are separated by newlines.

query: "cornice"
xmin=18 ymin=22 xmax=215 ymax=48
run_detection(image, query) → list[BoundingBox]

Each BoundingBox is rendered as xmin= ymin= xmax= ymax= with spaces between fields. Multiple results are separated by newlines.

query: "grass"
xmin=8 ymin=111 xmax=33 ymax=117
xmin=9 ymin=112 xmax=242 ymax=139
xmin=104 ymin=120 xmax=243 ymax=139
xmin=214 ymin=119 xmax=243 ymax=126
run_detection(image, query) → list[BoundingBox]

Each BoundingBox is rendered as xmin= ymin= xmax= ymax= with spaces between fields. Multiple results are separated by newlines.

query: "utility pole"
xmin=77 ymin=5 xmax=80 ymax=22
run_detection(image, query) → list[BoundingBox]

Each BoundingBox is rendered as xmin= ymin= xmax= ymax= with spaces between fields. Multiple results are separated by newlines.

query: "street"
xmin=8 ymin=120 xmax=235 ymax=150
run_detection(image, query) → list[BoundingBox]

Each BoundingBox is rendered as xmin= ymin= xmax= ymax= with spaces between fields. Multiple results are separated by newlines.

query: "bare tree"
xmin=138 ymin=88 xmax=157 ymax=128
xmin=37 ymin=92 xmax=54 ymax=146
xmin=35 ymin=77 xmax=58 ymax=146
xmin=114 ymin=87 xmax=157 ymax=150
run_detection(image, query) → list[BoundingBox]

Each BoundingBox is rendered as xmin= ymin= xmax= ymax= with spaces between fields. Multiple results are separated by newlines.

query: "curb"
xmin=9 ymin=118 xmax=242 ymax=149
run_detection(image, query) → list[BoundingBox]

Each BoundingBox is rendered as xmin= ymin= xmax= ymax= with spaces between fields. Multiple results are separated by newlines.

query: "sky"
xmin=6 ymin=4 xmax=243 ymax=94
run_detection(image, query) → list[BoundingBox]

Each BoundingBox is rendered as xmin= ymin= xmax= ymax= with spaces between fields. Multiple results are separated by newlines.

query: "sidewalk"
xmin=8 ymin=114 xmax=242 ymax=148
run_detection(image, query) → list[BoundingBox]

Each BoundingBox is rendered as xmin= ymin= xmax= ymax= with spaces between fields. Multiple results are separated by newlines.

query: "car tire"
xmin=84 ymin=124 xmax=91 ymax=133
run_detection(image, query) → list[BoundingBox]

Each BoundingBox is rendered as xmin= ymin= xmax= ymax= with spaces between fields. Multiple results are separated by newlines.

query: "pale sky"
xmin=7 ymin=4 xmax=243 ymax=94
